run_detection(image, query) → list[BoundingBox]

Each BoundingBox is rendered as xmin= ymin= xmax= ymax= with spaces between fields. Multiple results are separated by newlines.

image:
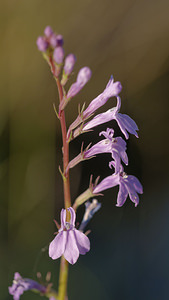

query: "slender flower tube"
xmin=9 ymin=272 xmax=46 ymax=300
xmin=83 ymin=96 xmax=139 ymax=139
xmin=67 ymin=67 xmax=92 ymax=99
xmin=49 ymin=207 xmax=90 ymax=264
xmin=83 ymin=76 xmax=122 ymax=119
xmin=93 ymin=165 xmax=143 ymax=207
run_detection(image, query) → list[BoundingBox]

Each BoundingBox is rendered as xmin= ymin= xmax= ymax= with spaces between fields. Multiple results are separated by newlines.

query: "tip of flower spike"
xmin=36 ymin=36 xmax=48 ymax=52
xmin=44 ymin=26 xmax=53 ymax=37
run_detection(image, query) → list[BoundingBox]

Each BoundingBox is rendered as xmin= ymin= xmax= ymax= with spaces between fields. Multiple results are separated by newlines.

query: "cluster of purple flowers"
xmin=38 ymin=25 xmax=143 ymax=263
xmin=9 ymin=272 xmax=46 ymax=300
xmin=8 ymin=26 xmax=143 ymax=300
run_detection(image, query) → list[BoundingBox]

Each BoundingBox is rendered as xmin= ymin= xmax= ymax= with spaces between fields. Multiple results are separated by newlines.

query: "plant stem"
xmin=49 ymin=57 xmax=71 ymax=300
xmin=56 ymin=78 xmax=71 ymax=209
xmin=56 ymin=76 xmax=71 ymax=300
xmin=58 ymin=256 xmax=69 ymax=300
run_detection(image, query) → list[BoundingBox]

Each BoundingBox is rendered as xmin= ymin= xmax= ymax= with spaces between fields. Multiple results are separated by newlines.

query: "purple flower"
xmin=83 ymin=97 xmax=139 ymax=139
xmin=53 ymin=46 xmax=64 ymax=64
xmin=44 ymin=26 xmax=53 ymax=37
xmin=64 ymin=54 xmax=76 ymax=75
xmin=93 ymin=165 xmax=143 ymax=207
xmin=49 ymin=207 xmax=90 ymax=264
xmin=66 ymin=67 xmax=92 ymax=99
xmin=9 ymin=272 xmax=46 ymax=300
xmin=36 ymin=36 xmax=48 ymax=52
xmin=85 ymin=128 xmax=128 ymax=173
xmin=83 ymin=76 xmax=122 ymax=119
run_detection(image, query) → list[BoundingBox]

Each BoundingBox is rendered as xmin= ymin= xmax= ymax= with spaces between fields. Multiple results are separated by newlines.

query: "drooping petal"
xmin=60 ymin=209 xmax=66 ymax=229
xmin=74 ymin=229 xmax=90 ymax=255
xmin=49 ymin=231 xmax=67 ymax=260
xmin=115 ymin=113 xmax=139 ymax=139
xmin=93 ymin=174 xmax=119 ymax=194
xmin=127 ymin=175 xmax=143 ymax=194
xmin=64 ymin=230 xmax=79 ymax=264
xmin=124 ymin=181 xmax=140 ymax=207
xmin=116 ymin=181 xmax=128 ymax=207
xmin=68 ymin=207 xmax=76 ymax=226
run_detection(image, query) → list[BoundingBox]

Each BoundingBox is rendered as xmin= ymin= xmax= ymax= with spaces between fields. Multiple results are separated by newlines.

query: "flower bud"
xmin=53 ymin=47 xmax=64 ymax=64
xmin=36 ymin=36 xmax=48 ymax=52
xmin=44 ymin=26 xmax=53 ymax=37
xmin=64 ymin=54 xmax=76 ymax=75
xmin=50 ymin=34 xmax=64 ymax=48
xmin=77 ymin=67 xmax=92 ymax=86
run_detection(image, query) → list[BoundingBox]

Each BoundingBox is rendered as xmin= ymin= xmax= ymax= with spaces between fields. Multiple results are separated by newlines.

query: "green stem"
xmin=58 ymin=256 xmax=69 ymax=300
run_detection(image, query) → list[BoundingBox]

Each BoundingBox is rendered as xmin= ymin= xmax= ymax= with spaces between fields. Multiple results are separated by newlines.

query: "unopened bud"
xmin=50 ymin=34 xmax=64 ymax=48
xmin=64 ymin=54 xmax=76 ymax=75
xmin=44 ymin=26 xmax=53 ymax=37
xmin=53 ymin=47 xmax=64 ymax=64
xmin=36 ymin=36 xmax=48 ymax=52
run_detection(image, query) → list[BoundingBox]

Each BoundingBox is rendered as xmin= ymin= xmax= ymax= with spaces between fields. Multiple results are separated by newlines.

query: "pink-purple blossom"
xmin=83 ymin=96 xmax=139 ymax=139
xmin=85 ymin=128 xmax=128 ymax=173
xmin=9 ymin=272 xmax=46 ymax=300
xmin=93 ymin=165 xmax=143 ymax=207
xmin=49 ymin=207 xmax=90 ymax=264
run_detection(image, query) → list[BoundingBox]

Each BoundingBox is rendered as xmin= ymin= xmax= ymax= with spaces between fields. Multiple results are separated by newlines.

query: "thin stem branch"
xmin=49 ymin=57 xmax=71 ymax=300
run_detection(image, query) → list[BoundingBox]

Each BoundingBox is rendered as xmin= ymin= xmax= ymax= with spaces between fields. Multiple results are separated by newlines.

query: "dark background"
xmin=1 ymin=0 xmax=169 ymax=299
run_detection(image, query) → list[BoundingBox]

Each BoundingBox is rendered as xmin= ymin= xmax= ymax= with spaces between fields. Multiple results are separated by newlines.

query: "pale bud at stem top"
xmin=36 ymin=36 xmax=48 ymax=52
xmin=44 ymin=26 xmax=53 ymax=37
xmin=53 ymin=47 xmax=64 ymax=64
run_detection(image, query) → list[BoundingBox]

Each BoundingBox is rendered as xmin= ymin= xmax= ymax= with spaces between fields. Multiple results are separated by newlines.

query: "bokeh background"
xmin=1 ymin=0 xmax=169 ymax=299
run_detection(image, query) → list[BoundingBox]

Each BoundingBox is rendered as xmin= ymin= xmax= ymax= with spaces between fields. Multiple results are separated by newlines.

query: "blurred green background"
xmin=1 ymin=0 xmax=169 ymax=299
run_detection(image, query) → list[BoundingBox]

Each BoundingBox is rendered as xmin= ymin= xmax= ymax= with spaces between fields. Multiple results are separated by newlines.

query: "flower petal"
xmin=127 ymin=175 xmax=143 ymax=194
xmin=49 ymin=231 xmax=66 ymax=260
xmin=68 ymin=207 xmax=76 ymax=226
xmin=124 ymin=181 xmax=140 ymax=207
xmin=64 ymin=230 xmax=79 ymax=264
xmin=116 ymin=181 xmax=128 ymax=207
xmin=93 ymin=174 xmax=119 ymax=194
xmin=116 ymin=113 xmax=139 ymax=139
xmin=60 ymin=209 xmax=66 ymax=228
xmin=74 ymin=229 xmax=90 ymax=255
